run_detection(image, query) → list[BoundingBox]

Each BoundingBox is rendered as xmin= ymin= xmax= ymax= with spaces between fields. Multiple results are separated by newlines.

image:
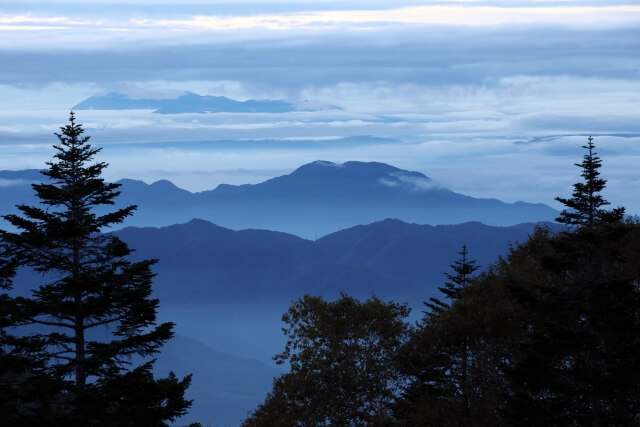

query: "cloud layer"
xmin=0 ymin=0 xmax=639 ymax=216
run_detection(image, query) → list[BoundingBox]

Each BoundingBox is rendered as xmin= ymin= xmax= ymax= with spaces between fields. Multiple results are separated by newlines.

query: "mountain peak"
xmin=293 ymin=160 xmax=400 ymax=174
xmin=1 ymin=161 xmax=559 ymax=240
xmin=288 ymin=160 xmax=439 ymax=192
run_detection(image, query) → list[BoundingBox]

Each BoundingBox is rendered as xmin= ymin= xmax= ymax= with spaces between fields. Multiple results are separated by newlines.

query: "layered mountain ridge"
xmin=114 ymin=217 xmax=562 ymax=305
xmin=0 ymin=160 xmax=558 ymax=238
xmin=1 ymin=162 xmax=563 ymax=425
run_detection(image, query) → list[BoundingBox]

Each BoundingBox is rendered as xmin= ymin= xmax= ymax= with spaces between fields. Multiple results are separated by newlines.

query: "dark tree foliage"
xmin=1 ymin=212 xmax=69 ymax=426
xmin=0 ymin=112 xmax=192 ymax=425
xmin=0 ymin=254 xmax=47 ymax=424
xmin=504 ymin=138 xmax=640 ymax=424
xmin=243 ymin=294 xmax=411 ymax=427
xmin=555 ymin=136 xmax=624 ymax=228
xmin=397 ymin=245 xmax=504 ymax=425
xmin=503 ymin=221 xmax=640 ymax=425
xmin=397 ymin=137 xmax=640 ymax=425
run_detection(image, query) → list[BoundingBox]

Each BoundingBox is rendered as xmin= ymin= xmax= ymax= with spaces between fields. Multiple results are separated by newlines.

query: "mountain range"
xmin=72 ymin=92 xmax=338 ymax=114
xmin=0 ymin=160 xmax=559 ymax=239
xmin=115 ymin=217 xmax=560 ymax=305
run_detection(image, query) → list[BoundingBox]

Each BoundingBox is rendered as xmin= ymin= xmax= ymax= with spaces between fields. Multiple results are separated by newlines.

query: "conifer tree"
xmin=397 ymin=246 xmax=489 ymax=424
xmin=504 ymin=137 xmax=640 ymax=425
xmin=424 ymin=244 xmax=479 ymax=320
xmin=0 ymin=112 xmax=192 ymax=425
xmin=555 ymin=136 xmax=624 ymax=228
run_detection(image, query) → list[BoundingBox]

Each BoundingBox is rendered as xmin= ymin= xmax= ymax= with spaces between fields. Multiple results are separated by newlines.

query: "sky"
xmin=1 ymin=0 xmax=639 ymax=215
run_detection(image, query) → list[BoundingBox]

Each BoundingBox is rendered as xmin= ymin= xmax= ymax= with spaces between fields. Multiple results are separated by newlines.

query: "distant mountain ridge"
xmin=127 ymin=160 xmax=558 ymax=237
xmin=115 ymin=217 xmax=563 ymax=305
xmin=72 ymin=91 xmax=338 ymax=114
xmin=0 ymin=160 xmax=558 ymax=238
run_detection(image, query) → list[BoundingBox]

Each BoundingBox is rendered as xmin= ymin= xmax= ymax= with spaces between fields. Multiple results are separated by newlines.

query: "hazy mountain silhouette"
xmin=0 ymin=161 xmax=559 ymax=238
xmin=116 ymin=160 xmax=558 ymax=238
xmin=115 ymin=217 xmax=562 ymax=305
xmin=73 ymin=91 xmax=299 ymax=114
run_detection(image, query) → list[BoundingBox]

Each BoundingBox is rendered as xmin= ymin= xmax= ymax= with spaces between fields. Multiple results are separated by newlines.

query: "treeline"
xmin=243 ymin=137 xmax=640 ymax=425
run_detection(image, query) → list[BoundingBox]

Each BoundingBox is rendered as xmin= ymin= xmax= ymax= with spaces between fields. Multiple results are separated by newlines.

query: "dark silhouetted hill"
xmin=115 ymin=218 xmax=562 ymax=305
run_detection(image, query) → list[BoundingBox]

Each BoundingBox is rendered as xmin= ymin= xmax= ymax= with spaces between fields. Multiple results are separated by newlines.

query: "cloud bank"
xmin=0 ymin=0 xmax=639 ymax=215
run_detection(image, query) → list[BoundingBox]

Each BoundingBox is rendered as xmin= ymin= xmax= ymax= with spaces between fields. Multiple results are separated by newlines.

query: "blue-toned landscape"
xmin=1 ymin=162 xmax=562 ymax=424
xmin=1 ymin=1 xmax=639 ymax=426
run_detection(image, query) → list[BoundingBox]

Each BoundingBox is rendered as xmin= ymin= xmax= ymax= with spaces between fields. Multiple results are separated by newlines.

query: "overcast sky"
xmin=1 ymin=0 xmax=639 ymax=214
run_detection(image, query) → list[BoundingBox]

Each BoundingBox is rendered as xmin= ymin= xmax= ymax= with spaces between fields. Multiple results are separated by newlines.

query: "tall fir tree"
xmin=555 ymin=136 xmax=624 ymax=228
xmin=397 ymin=245 xmax=493 ymax=425
xmin=0 ymin=112 xmax=192 ymax=425
xmin=504 ymin=137 xmax=640 ymax=425
xmin=398 ymin=138 xmax=640 ymax=425
xmin=424 ymin=244 xmax=479 ymax=320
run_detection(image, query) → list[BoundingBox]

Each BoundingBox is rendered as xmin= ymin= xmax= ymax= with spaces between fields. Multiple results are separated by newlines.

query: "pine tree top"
xmin=555 ymin=136 xmax=624 ymax=229
xmin=3 ymin=112 xmax=137 ymax=238
xmin=424 ymin=244 xmax=480 ymax=321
